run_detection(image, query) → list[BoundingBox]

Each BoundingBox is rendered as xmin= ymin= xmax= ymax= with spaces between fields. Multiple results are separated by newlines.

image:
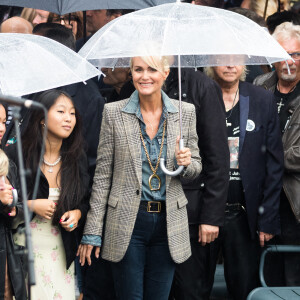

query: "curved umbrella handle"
xmin=160 ymin=139 xmax=185 ymax=177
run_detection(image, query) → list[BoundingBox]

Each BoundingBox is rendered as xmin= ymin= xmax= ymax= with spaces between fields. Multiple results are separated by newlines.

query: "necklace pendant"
xmin=226 ymin=120 xmax=232 ymax=127
xmin=48 ymin=167 xmax=53 ymax=173
xmin=149 ymin=174 xmax=161 ymax=191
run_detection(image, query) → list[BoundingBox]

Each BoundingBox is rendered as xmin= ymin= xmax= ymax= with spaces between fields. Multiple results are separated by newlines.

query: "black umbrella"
xmin=0 ymin=0 xmax=177 ymax=15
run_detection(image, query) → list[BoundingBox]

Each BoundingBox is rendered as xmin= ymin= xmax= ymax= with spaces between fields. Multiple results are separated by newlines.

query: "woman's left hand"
xmin=60 ymin=209 xmax=82 ymax=232
xmin=175 ymin=136 xmax=191 ymax=167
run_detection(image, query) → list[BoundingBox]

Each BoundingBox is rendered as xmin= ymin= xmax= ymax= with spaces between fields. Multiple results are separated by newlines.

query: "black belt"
xmin=225 ymin=203 xmax=245 ymax=213
xmin=140 ymin=201 xmax=166 ymax=213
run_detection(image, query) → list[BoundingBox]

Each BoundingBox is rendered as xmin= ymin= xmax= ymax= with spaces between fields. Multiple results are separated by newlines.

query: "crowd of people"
xmin=0 ymin=0 xmax=300 ymax=300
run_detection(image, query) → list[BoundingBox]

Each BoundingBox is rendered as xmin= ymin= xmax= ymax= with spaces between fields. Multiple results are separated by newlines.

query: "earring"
xmin=41 ymin=123 xmax=46 ymax=128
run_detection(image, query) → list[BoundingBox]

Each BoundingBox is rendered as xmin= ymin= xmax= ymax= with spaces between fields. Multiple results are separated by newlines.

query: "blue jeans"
xmin=110 ymin=204 xmax=176 ymax=300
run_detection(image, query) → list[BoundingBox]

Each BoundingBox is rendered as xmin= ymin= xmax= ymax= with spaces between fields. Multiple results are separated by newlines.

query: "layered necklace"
xmin=139 ymin=119 xmax=166 ymax=191
xmin=225 ymin=88 xmax=239 ymax=127
xmin=43 ymin=156 xmax=62 ymax=173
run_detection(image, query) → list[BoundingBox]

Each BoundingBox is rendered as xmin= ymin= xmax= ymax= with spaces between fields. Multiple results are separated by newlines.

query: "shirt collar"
xmin=122 ymin=90 xmax=178 ymax=115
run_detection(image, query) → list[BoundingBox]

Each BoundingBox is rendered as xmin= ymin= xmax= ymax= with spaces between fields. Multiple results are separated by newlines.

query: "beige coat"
xmin=84 ymin=95 xmax=202 ymax=263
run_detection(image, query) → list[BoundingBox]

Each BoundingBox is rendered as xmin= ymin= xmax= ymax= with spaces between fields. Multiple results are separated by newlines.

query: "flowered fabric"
xmin=14 ymin=188 xmax=75 ymax=300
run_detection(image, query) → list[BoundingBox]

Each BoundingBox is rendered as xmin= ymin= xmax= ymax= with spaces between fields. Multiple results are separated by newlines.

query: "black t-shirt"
xmin=226 ymin=101 xmax=245 ymax=205
xmin=274 ymin=82 xmax=300 ymax=133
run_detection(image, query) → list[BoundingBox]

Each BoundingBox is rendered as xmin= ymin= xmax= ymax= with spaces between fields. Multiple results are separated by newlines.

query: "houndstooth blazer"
xmin=84 ymin=92 xmax=202 ymax=264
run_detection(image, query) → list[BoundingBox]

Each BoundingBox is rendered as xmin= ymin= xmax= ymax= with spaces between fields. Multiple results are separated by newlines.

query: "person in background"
xmin=254 ymin=22 xmax=300 ymax=287
xmin=20 ymin=7 xmax=36 ymax=25
xmin=0 ymin=16 xmax=32 ymax=33
xmin=32 ymin=9 xmax=50 ymax=26
xmin=101 ymin=67 xmax=135 ymax=103
xmin=7 ymin=90 xmax=90 ymax=300
xmin=48 ymin=11 xmax=84 ymax=40
xmin=204 ymin=63 xmax=283 ymax=300
xmin=0 ymin=102 xmax=26 ymax=300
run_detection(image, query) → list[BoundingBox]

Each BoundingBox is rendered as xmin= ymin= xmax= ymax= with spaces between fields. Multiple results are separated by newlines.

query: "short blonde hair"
xmin=0 ymin=149 xmax=9 ymax=177
xmin=204 ymin=66 xmax=248 ymax=81
xmin=130 ymin=55 xmax=170 ymax=75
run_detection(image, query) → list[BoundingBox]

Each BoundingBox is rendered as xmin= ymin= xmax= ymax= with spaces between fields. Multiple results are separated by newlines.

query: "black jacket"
xmin=238 ymin=81 xmax=283 ymax=236
xmin=164 ymin=69 xmax=230 ymax=226
xmin=5 ymin=145 xmax=90 ymax=269
xmin=0 ymin=161 xmax=26 ymax=300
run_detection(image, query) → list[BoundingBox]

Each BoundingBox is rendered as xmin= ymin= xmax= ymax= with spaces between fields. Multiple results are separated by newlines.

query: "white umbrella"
xmin=79 ymin=1 xmax=291 ymax=176
xmin=0 ymin=33 xmax=100 ymax=96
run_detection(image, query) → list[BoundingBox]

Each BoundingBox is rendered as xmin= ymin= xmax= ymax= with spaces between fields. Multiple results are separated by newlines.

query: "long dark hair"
xmin=22 ymin=89 xmax=85 ymax=225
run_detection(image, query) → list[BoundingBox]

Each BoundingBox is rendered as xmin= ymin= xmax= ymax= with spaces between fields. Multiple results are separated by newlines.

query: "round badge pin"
xmin=246 ymin=119 xmax=255 ymax=131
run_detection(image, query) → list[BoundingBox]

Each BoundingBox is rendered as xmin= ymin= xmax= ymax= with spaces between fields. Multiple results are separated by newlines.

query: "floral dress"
xmin=14 ymin=188 xmax=75 ymax=300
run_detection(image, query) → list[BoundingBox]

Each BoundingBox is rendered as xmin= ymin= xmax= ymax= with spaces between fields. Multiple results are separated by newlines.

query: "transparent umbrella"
xmin=0 ymin=33 xmax=100 ymax=96
xmin=79 ymin=1 xmax=291 ymax=175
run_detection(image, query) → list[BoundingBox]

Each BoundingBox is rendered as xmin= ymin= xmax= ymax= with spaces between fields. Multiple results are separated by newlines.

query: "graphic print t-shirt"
xmin=226 ymin=102 xmax=245 ymax=205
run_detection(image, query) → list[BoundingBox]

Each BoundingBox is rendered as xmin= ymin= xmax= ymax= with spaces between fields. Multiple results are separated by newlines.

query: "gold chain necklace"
xmin=139 ymin=119 xmax=166 ymax=191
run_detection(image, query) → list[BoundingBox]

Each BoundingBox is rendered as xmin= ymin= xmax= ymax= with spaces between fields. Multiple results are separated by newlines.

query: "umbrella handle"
xmin=160 ymin=139 xmax=185 ymax=177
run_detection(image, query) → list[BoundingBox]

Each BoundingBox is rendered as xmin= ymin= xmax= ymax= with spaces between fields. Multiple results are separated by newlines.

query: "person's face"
xmin=131 ymin=57 xmax=169 ymax=98
xmin=51 ymin=14 xmax=78 ymax=37
xmin=33 ymin=9 xmax=50 ymax=25
xmin=0 ymin=105 xmax=6 ymax=142
xmin=213 ymin=65 xmax=244 ymax=86
xmin=101 ymin=67 xmax=131 ymax=88
xmin=274 ymin=38 xmax=300 ymax=83
xmin=86 ymin=10 xmax=108 ymax=34
xmin=46 ymin=95 xmax=76 ymax=140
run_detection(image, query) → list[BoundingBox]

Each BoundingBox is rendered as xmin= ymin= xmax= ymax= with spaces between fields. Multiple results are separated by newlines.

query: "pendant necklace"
xmin=225 ymin=88 xmax=239 ymax=127
xmin=43 ymin=156 xmax=62 ymax=173
xmin=139 ymin=119 xmax=166 ymax=191
xmin=277 ymin=82 xmax=297 ymax=114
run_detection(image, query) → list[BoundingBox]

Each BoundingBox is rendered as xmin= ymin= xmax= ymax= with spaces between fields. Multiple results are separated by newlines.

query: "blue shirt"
xmin=122 ymin=90 xmax=178 ymax=201
xmin=81 ymin=90 xmax=178 ymax=247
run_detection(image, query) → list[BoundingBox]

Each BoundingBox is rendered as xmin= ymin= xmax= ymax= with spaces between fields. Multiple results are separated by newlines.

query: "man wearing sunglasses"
xmin=254 ymin=21 xmax=300 ymax=287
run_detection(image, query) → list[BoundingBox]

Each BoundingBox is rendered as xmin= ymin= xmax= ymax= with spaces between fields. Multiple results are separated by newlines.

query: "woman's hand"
xmin=28 ymin=199 xmax=56 ymax=220
xmin=175 ymin=136 xmax=191 ymax=167
xmin=0 ymin=184 xmax=13 ymax=206
xmin=77 ymin=244 xmax=100 ymax=266
xmin=7 ymin=207 xmax=17 ymax=217
xmin=60 ymin=209 xmax=81 ymax=232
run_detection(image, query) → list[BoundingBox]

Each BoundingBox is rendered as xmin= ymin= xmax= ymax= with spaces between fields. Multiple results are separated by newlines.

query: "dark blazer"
xmin=5 ymin=145 xmax=90 ymax=269
xmin=165 ymin=69 xmax=230 ymax=226
xmin=0 ymin=161 xmax=26 ymax=300
xmin=238 ymin=81 xmax=284 ymax=237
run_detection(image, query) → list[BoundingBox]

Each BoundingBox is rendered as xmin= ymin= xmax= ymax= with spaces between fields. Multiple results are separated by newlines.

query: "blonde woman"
xmin=78 ymin=55 xmax=202 ymax=299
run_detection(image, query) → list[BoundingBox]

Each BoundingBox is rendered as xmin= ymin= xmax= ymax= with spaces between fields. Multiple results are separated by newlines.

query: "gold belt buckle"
xmin=147 ymin=201 xmax=161 ymax=213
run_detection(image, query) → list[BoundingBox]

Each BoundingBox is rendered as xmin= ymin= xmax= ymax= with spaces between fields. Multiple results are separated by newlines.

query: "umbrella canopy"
xmin=0 ymin=33 xmax=100 ymax=96
xmin=0 ymin=0 xmax=177 ymax=15
xmin=79 ymin=2 xmax=291 ymax=68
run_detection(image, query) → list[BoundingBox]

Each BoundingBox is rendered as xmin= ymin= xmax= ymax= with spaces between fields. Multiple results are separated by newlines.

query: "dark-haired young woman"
xmin=7 ymin=89 xmax=90 ymax=299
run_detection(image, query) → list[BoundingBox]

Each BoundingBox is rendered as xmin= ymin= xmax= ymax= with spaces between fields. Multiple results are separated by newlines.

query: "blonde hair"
xmin=0 ymin=149 xmax=9 ymax=177
xmin=204 ymin=66 xmax=248 ymax=81
xmin=130 ymin=55 xmax=170 ymax=75
xmin=20 ymin=7 xmax=37 ymax=24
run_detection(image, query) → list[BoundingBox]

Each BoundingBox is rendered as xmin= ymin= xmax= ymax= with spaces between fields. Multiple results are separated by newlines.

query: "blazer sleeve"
xmin=197 ymin=80 xmax=230 ymax=226
xmin=181 ymin=105 xmax=202 ymax=180
xmin=258 ymin=95 xmax=284 ymax=235
xmin=83 ymin=105 xmax=115 ymax=237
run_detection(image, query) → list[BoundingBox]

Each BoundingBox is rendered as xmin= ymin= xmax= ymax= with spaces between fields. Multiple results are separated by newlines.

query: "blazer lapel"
xmin=165 ymin=111 xmax=179 ymax=191
xmin=121 ymin=112 xmax=142 ymax=187
xmin=239 ymin=94 xmax=249 ymax=154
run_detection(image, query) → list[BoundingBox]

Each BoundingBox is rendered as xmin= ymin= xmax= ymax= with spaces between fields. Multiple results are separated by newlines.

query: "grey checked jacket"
xmin=84 ymin=94 xmax=202 ymax=264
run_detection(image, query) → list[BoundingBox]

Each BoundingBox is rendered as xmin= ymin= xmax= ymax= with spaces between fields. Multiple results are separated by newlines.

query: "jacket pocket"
xmin=177 ymin=197 xmax=188 ymax=209
xmin=108 ymin=195 xmax=119 ymax=208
